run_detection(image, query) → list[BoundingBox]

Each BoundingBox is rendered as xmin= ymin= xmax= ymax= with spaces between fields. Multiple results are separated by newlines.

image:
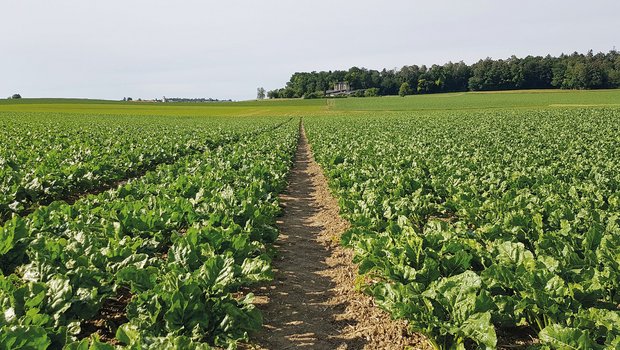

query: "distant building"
xmin=326 ymin=82 xmax=351 ymax=96
xmin=324 ymin=82 xmax=369 ymax=97
xmin=162 ymin=96 xmax=167 ymax=103
xmin=334 ymin=82 xmax=350 ymax=92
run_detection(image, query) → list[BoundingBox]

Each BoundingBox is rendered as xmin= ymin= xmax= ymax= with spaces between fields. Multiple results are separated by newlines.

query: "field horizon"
xmin=1 ymin=88 xmax=619 ymax=117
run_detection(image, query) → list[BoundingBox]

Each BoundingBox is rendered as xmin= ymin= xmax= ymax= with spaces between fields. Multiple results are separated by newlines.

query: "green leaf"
xmin=116 ymin=265 xmax=158 ymax=292
xmin=423 ymin=271 xmax=483 ymax=324
xmin=0 ymin=217 xmax=27 ymax=256
xmin=45 ymin=275 xmax=72 ymax=323
xmin=239 ymin=256 xmax=272 ymax=284
xmin=146 ymin=335 xmax=213 ymax=350
xmin=197 ymin=256 xmax=236 ymax=294
xmin=494 ymin=240 xmax=535 ymax=268
xmin=0 ymin=325 xmax=51 ymax=350
xmin=116 ymin=323 xmax=141 ymax=346
xmin=63 ymin=338 xmax=90 ymax=350
xmin=63 ymin=336 xmax=116 ymax=350
xmin=539 ymin=324 xmax=603 ymax=350
xmin=88 ymin=337 xmax=115 ymax=350
xmin=457 ymin=312 xmax=497 ymax=349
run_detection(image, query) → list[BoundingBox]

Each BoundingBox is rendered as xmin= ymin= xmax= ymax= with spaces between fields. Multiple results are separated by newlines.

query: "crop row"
xmin=0 ymin=113 xmax=254 ymax=224
xmin=0 ymin=116 xmax=298 ymax=349
xmin=305 ymin=108 xmax=620 ymax=349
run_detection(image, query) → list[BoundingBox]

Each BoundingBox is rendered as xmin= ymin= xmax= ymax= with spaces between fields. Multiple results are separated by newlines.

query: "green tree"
xmin=274 ymin=49 xmax=620 ymax=95
xmin=417 ymin=78 xmax=435 ymax=93
xmin=364 ymin=88 xmax=379 ymax=97
xmin=11 ymin=93 xmax=21 ymax=99
xmin=609 ymin=54 xmax=620 ymax=87
xmin=256 ymin=87 xmax=266 ymax=100
xmin=267 ymin=89 xmax=279 ymax=99
xmin=398 ymin=82 xmax=411 ymax=97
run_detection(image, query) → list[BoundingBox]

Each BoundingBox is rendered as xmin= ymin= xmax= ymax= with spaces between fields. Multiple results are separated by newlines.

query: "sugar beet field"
xmin=1 ymin=94 xmax=620 ymax=350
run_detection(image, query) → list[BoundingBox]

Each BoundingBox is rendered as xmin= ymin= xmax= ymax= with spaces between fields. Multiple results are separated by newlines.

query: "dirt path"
xmin=246 ymin=123 xmax=429 ymax=350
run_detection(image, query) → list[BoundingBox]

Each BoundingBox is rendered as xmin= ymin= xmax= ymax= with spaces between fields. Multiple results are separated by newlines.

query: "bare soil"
xmin=497 ymin=327 xmax=539 ymax=349
xmin=79 ymin=286 xmax=132 ymax=344
xmin=244 ymin=124 xmax=429 ymax=350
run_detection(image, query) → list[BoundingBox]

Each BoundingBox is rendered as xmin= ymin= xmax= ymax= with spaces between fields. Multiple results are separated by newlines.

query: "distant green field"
xmin=0 ymin=89 xmax=618 ymax=117
xmin=0 ymin=98 xmax=328 ymax=117
xmin=332 ymin=89 xmax=620 ymax=112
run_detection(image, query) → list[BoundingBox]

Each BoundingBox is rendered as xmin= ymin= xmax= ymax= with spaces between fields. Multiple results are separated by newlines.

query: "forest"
xmin=268 ymin=50 xmax=620 ymax=98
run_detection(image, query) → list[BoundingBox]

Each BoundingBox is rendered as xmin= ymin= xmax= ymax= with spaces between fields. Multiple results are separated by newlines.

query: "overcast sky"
xmin=1 ymin=0 xmax=619 ymax=101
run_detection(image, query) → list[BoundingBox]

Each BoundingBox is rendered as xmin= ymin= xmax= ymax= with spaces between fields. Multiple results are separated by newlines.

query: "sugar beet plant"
xmin=0 ymin=116 xmax=298 ymax=349
xmin=0 ymin=113 xmax=243 ymax=224
xmin=305 ymin=108 xmax=620 ymax=350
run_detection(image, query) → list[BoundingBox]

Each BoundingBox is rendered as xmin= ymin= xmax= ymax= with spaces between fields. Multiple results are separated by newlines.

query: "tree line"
xmin=267 ymin=50 xmax=620 ymax=98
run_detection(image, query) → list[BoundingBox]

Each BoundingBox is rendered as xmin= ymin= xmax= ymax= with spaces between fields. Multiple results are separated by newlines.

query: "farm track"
xmin=244 ymin=123 xmax=429 ymax=350
xmin=1 ymin=118 xmax=293 ymax=226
